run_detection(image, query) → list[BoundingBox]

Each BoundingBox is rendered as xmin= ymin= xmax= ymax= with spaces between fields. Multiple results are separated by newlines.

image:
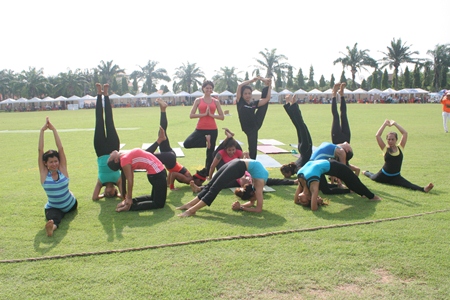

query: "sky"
xmin=3 ymin=0 xmax=449 ymax=90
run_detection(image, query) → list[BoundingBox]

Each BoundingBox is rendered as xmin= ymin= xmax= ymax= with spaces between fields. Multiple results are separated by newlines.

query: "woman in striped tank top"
xmin=38 ymin=117 xmax=77 ymax=237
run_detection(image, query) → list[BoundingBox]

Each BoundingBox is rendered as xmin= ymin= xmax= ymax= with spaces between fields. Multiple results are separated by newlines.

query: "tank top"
xmin=196 ymin=98 xmax=217 ymax=130
xmin=42 ymin=170 xmax=76 ymax=212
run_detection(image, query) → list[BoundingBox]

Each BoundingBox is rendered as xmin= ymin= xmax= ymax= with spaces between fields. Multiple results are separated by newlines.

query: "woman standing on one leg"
xmin=92 ymin=83 xmax=122 ymax=200
xmin=363 ymin=119 xmax=434 ymax=192
xmin=39 ymin=117 xmax=77 ymax=237
xmin=235 ymin=76 xmax=272 ymax=159
xmin=183 ymin=80 xmax=224 ymax=171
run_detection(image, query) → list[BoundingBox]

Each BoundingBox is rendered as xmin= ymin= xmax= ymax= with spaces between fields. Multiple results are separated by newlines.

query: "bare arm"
xmin=38 ymin=120 xmax=48 ymax=184
xmin=121 ymin=164 xmax=134 ymax=204
xmin=241 ymin=179 xmax=264 ymax=213
xmin=92 ymin=179 xmax=104 ymax=200
xmin=47 ymin=119 xmax=68 ymax=178
xmin=170 ymin=172 xmax=193 ymax=185
xmin=349 ymin=164 xmax=360 ymax=177
xmin=391 ymin=120 xmax=408 ymax=148
xmin=210 ymin=99 xmax=224 ymax=120
xmin=310 ymin=181 xmax=320 ymax=211
xmin=375 ymin=119 xmax=389 ymax=150
xmin=294 ymin=183 xmax=303 ymax=204
xmin=208 ymin=154 xmax=222 ymax=179
xmin=234 ymin=77 xmax=258 ymax=104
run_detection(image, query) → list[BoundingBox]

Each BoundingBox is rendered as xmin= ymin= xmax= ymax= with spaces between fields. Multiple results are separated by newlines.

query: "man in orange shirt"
xmin=441 ymin=91 xmax=450 ymax=133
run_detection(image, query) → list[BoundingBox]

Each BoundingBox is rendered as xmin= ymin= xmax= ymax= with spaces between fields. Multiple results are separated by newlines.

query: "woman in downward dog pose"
xmin=235 ymin=76 xmax=272 ymax=159
xmin=363 ymin=119 xmax=434 ymax=192
xmin=183 ymin=80 xmax=224 ymax=172
xmin=92 ymin=83 xmax=122 ymax=200
xmin=146 ymin=99 xmax=206 ymax=190
xmin=177 ymin=159 xmax=268 ymax=217
xmin=39 ymin=117 xmax=77 ymax=237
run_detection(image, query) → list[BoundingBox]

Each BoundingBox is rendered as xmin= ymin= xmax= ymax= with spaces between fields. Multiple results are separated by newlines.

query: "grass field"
xmin=0 ymin=103 xmax=449 ymax=299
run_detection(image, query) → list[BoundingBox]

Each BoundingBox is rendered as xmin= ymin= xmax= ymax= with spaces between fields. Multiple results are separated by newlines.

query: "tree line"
xmin=1 ymin=38 xmax=449 ymax=100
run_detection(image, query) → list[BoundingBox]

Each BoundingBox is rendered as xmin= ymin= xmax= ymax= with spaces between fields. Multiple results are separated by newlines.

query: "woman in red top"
xmin=208 ymin=128 xmax=244 ymax=179
xmin=183 ymin=80 xmax=224 ymax=171
xmin=107 ymin=148 xmax=167 ymax=212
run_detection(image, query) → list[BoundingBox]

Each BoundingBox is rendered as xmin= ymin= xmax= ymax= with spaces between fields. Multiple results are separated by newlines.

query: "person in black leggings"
xmin=146 ymin=99 xmax=206 ymax=190
xmin=282 ymin=94 xmax=357 ymax=196
xmin=92 ymin=83 xmax=122 ymax=200
xmin=235 ymin=76 xmax=272 ymax=159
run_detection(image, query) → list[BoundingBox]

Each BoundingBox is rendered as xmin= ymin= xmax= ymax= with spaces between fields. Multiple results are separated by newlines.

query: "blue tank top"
xmin=297 ymin=160 xmax=331 ymax=188
xmin=247 ymin=160 xmax=268 ymax=183
xmin=310 ymin=142 xmax=338 ymax=161
xmin=42 ymin=170 xmax=76 ymax=212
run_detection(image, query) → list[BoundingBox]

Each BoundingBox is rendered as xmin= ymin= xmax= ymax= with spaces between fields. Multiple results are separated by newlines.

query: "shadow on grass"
xmin=94 ymin=197 xmax=174 ymax=242
xmin=183 ymin=193 xmax=287 ymax=228
xmin=33 ymin=210 xmax=79 ymax=255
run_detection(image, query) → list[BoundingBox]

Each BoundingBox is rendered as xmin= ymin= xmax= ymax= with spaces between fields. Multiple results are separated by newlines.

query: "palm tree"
xmin=333 ymin=43 xmax=377 ymax=89
xmin=96 ymin=60 xmax=125 ymax=84
xmin=16 ymin=67 xmax=49 ymax=98
xmin=379 ymin=38 xmax=421 ymax=90
xmin=0 ymin=69 xmax=17 ymax=99
xmin=426 ymin=44 xmax=450 ymax=91
xmin=130 ymin=60 xmax=171 ymax=94
xmin=212 ymin=66 xmax=241 ymax=92
xmin=53 ymin=69 xmax=88 ymax=97
xmin=254 ymin=48 xmax=289 ymax=83
xmin=174 ymin=62 xmax=205 ymax=93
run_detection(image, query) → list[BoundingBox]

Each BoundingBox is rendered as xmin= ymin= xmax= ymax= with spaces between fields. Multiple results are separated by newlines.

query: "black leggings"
xmin=45 ymin=200 xmax=78 ymax=227
xmin=183 ymin=128 xmax=218 ymax=171
xmin=94 ymin=95 xmax=120 ymax=157
xmin=198 ymin=160 xmax=247 ymax=206
xmin=284 ymin=103 xmax=312 ymax=168
xmin=331 ymin=96 xmax=350 ymax=144
xmin=365 ymin=171 xmax=424 ymax=192
xmin=326 ymin=161 xmax=374 ymax=199
xmin=243 ymin=102 xmax=269 ymax=160
xmin=130 ymin=170 xmax=168 ymax=211
xmin=145 ymin=111 xmax=176 ymax=169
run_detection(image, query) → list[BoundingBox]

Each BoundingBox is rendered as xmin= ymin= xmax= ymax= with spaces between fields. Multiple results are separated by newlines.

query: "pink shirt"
xmin=196 ymin=98 xmax=217 ymax=130
xmin=120 ymin=149 xmax=164 ymax=174
xmin=218 ymin=149 xmax=243 ymax=164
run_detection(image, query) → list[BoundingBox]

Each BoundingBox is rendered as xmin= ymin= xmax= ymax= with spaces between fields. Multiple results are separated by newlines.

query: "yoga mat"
xmin=178 ymin=141 xmax=185 ymax=148
xmin=290 ymin=144 xmax=318 ymax=152
xmin=255 ymin=154 xmax=282 ymax=167
xmin=258 ymin=139 xmax=285 ymax=146
xmin=257 ymin=145 xmax=289 ymax=154
xmin=120 ymin=143 xmax=125 ymax=149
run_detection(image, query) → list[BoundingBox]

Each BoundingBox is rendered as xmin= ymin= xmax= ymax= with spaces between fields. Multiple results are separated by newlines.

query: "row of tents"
xmin=0 ymin=87 xmax=431 ymax=109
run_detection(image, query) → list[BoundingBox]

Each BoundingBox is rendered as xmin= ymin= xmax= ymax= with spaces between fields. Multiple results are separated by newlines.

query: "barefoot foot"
xmin=45 ymin=220 xmax=55 ymax=237
xmin=222 ymin=128 xmax=235 ymax=137
xmin=424 ymin=183 xmax=434 ymax=193
xmin=156 ymin=98 xmax=168 ymax=110
xmin=103 ymin=83 xmax=109 ymax=96
xmin=178 ymin=210 xmax=196 ymax=217
xmin=96 ymin=83 xmax=102 ymax=95
xmin=176 ymin=204 xmax=193 ymax=210
xmin=339 ymin=82 xmax=346 ymax=96
xmin=370 ymin=195 xmax=382 ymax=201
xmin=189 ymin=180 xmax=202 ymax=193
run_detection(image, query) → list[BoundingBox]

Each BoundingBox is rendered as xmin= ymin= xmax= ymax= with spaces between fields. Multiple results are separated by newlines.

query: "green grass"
xmin=0 ymin=103 xmax=449 ymax=299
